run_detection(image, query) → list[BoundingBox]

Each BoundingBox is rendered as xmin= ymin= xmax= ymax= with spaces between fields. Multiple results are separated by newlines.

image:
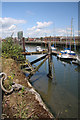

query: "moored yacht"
xmin=36 ymin=46 xmax=43 ymax=52
xmin=51 ymin=44 xmax=57 ymax=51
xmin=64 ymin=48 xmax=76 ymax=56
xmin=57 ymin=52 xmax=70 ymax=60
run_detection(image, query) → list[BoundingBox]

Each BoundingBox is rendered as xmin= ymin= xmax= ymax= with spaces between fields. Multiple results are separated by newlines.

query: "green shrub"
xmin=2 ymin=37 xmax=25 ymax=61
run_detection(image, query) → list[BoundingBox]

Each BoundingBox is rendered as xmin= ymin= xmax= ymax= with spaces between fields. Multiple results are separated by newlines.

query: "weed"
xmin=2 ymin=37 xmax=25 ymax=61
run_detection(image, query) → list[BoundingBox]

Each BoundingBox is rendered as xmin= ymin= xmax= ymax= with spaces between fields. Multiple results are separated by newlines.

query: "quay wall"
xmin=25 ymin=41 xmax=80 ymax=49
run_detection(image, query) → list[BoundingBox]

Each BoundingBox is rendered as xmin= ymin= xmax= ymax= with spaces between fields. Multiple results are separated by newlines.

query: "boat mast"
xmin=73 ymin=26 xmax=76 ymax=51
xmin=53 ymin=25 xmax=54 ymax=46
xmin=54 ymin=23 xmax=56 ymax=47
xmin=66 ymin=28 xmax=68 ymax=49
xmin=70 ymin=18 xmax=73 ymax=51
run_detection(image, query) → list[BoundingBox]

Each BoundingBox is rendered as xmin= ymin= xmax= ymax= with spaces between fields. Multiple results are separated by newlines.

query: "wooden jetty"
xmin=22 ymin=50 xmax=77 ymax=60
xmin=22 ymin=50 xmax=48 ymax=55
xmin=21 ymin=40 xmax=78 ymax=84
xmin=22 ymin=55 xmax=49 ymax=77
xmin=31 ymin=54 xmax=48 ymax=65
xmin=21 ymin=37 xmax=78 ymax=78
xmin=22 ymin=50 xmax=58 ymax=56
xmin=52 ymin=51 xmax=59 ymax=55
xmin=21 ymin=54 xmax=48 ymax=69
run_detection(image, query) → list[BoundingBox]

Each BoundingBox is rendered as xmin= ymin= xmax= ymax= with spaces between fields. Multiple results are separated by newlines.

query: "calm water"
xmin=25 ymin=44 xmax=80 ymax=118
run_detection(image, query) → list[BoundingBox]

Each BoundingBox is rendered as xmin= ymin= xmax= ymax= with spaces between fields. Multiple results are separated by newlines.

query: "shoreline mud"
xmin=1 ymin=58 xmax=54 ymax=119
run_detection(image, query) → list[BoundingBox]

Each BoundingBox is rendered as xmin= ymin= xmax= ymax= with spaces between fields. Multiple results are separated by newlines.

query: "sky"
xmin=0 ymin=2 xmax=78 ymax=38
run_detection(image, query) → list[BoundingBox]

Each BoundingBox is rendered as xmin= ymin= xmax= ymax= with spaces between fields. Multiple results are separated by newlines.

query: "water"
xmin=25 ymin=44 xmax=79 ymax=118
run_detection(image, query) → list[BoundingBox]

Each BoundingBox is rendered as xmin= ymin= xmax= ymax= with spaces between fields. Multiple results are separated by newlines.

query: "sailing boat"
xmin=73 ymin=27 xmax=76 ymax=51
xmin=51 ymin=25 xmax=57 ymax=51
xmin=51 ymin=42 xmax=57 ymax=51
xmin=57 ymin=29 xmax=70 ymax=59
xmin=65 ymin=18 xmax=76 ymax=56
xmin=57 ymin=18 xmax=77 ymax=60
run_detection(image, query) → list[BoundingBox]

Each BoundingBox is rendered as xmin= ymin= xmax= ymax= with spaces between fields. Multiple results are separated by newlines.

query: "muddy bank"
xmin=1 ymin=58 xmax=54 ymax=119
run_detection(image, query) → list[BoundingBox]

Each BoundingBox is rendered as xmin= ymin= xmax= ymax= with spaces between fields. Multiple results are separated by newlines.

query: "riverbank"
xmin=1 ymin=58 xmax=54 ymax=119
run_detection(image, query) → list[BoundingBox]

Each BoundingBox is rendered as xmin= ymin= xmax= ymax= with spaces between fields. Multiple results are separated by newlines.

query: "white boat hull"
xmin=36 ymin=46 xmax=43 ymax=52
xmin=57 ymin=53 xmax=73 ymax=60
xmin=51 ymin=47 xmax=57 ymax=51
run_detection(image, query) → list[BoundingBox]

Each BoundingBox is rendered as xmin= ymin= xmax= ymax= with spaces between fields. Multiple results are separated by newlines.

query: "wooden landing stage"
xmin=52 ymin=51 xmax=59 ymax=55
xmin=22 ymin=50 xmax=58 ymax=55
xmin=22 ymin=50 xmax=48 ymax=55
xmin=22 ymin=50 xmax=77 ymax=60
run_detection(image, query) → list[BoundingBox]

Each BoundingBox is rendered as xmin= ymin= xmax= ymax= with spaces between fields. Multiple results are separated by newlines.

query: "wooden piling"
xmin=27 ymin=55 xmax=49 ymax=79
xmin=31 ymin=54 xmax=47 ymax=65
xmin=23 ymin=37 xmax=25 ymax=52
xmin=48 ymin=42 xmax=52 ymax=55
xmin=48 ymin=42 xmax=53 ymax=79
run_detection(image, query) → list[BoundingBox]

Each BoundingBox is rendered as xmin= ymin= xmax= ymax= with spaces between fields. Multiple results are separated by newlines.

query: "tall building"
xmin=17 ymin=31 xmax=23 ymax=40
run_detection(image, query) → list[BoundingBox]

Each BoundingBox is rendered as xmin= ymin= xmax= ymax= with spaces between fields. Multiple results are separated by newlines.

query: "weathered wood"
xmin=31 ymin=54 xmax=48 ymax=65
xmin=22 ymin=50 xmax=48 ymax=55
xmin=52 ymin=51 xmax=59 ymax=55
xmin=22 ymin=50 xmax=79 ymax=61
xmin=22 ymin=68 xmax=31 ymax=74
xmin=47 ymin=42 xmax=53 ymax=79
xmin=26 ymin=59 xmax=35 ymax=71
xmin=48 ymin=55 xmax=53 ymax=79
xmin=48 ymin=42 xmax=52 ymax=55
xmin=34 ymin=55 xmax=49 ymax=72
xmin=27 ymin=55 xmax=49 ymax=79
xmin=23 ymin=37 xmax=25 ymax=52
xmin=21 ymin=54 xmax=47 ymax=69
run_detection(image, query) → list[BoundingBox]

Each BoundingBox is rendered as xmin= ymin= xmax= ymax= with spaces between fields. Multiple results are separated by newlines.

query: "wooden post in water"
xmin=48 ymin=42 xmax=53 ymax=79
xmin=23 ymin=37 xmax=25 ymax=52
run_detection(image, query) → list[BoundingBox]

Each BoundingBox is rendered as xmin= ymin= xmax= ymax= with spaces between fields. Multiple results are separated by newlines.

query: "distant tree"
xmin=25 ymin=38 xmax=28 ymax=41
xmin=40 ymin=37 xmax=43 ymax=41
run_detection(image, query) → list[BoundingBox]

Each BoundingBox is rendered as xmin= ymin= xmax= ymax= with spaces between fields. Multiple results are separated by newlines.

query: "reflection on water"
xmin=25 ymin=45 xmax=79 ymax=118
